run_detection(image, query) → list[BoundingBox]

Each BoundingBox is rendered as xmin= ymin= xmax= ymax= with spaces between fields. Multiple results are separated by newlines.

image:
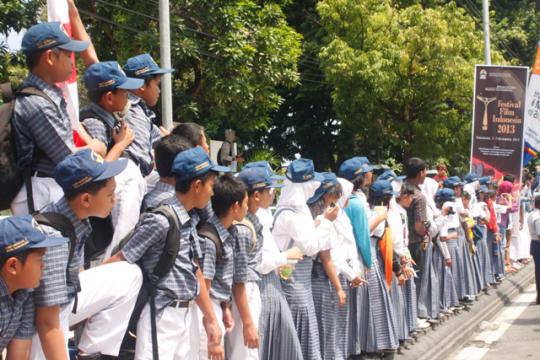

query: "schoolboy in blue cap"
xmin=106 ymin=146 xmax=229 ymax=360
xmin=30 ymin=150 xmax=144 ymax=360
xmin=122 ymin=54 xmax=175 ymax=182
xmin=10 ymin=22 xmax=105 ymax=216
xmin=80 ymin=61 xmax=150 ymax=259
xmin=142 ymin=134 xmax=193 ymax=211
xmin=226 ymin=167 xmax=283 ymax=359
xmin=0 ymin=216 xmax=67 ymax=355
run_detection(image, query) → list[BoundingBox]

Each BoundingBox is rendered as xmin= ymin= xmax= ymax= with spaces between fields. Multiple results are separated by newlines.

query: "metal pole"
xmin=159 ymin=0 xmax=173 ymax=129
xmin=482 ymin=0 xmax=491 ymax=65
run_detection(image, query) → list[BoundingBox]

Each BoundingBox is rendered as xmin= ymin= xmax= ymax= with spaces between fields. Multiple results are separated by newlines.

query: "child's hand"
xmin=336 ymin=288 xmax=347 ymax=306
xmin=243 ymin=323 xmax=259 ymax=349
xmin=324 ymin=205 xmax=339 ymax=222
xmin=112 ymin=121 xmax=134 ymax=147
xmin=285 ymin=247 xmax=303 ymax=261
xmin=222 ymin=305 xmax=234 ymax=332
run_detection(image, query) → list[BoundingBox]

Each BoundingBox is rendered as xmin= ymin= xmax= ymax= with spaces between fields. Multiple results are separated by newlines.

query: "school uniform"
xmin=0 ymin=279 xmax=34 ymax=352
xmin=142 ymin=181 xmax=175 ymax=212
xmin=80 ymin=102 xmax=146 ymax=259
xmin=122 ymin=196 xmax=200 ymax=360
xmin=256 ymin=208 xmax=303 ymax=360
xmin=227 ymin=212 xmax=263 ymax=360
xmin=11 ymin=73 xmax=74 ymax=215
xmin=197 ymin=215 xmax=235 ymax=360
xmin=30 ymin=197 xmax=143 ymax=359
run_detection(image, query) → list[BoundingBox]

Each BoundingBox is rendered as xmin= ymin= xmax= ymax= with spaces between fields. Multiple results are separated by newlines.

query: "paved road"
xmin=452 ymin=284 xmax=540 ymax=360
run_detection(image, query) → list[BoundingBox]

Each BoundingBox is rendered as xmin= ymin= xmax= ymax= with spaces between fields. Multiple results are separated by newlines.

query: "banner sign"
xmin=523 ymin=43 xmax=540 ymax=165
xmin=470 ymin=65 xmax=529 ymax=182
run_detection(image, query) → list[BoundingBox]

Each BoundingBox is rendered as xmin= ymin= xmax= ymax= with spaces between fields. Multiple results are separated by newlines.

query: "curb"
xmin=396 ymin=262 xmax=535 ymax=360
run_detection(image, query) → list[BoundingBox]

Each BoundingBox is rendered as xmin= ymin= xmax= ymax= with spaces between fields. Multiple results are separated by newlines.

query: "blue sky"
xmin=1 ymin=30 xmax=25 ymax=52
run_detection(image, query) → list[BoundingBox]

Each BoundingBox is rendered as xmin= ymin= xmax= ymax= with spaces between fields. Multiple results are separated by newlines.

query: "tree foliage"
xmin=76 ymin=0 xmax=302 ymax=138
xmin=316 ymin=0 xmax=505 ymax=169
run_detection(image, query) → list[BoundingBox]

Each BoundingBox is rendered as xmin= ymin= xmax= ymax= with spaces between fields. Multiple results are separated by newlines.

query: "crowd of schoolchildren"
xmin=1 ymin=13 xmax=539 ymax=360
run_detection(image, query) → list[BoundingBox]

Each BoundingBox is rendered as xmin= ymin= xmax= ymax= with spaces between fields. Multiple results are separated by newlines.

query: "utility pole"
xmin=482 ymin=0 xmax=491 ymax=65
xmin=159 ymin=0 xmax=173 ymax=129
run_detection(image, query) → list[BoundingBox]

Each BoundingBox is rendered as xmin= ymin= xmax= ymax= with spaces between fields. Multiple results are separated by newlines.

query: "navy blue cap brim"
xmin=210 ymin=165 xmax=233 ymax=173
xmin=29 ymin=235 xmax=68 ymax=250
xmin=95 ymin=158 xmax=128 ymax=182
xmin=148 ymin=68 xmax=175 ymax=75
xmin=271 ymin=174 xmax=285 ymax=181
xmin=307 ymin=190 xmax=325 ymax=205
xmin=396 ymin=175 xmax=406 ymax=181
xmin=117 ymin=77 xmax=145 ymax=90
xmin=57 ymin=39 xmax=89 ymax=53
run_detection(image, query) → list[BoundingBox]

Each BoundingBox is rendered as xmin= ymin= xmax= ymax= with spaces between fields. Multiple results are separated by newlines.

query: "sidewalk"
xmin=396 ymin=261 xmax=535 ymax=360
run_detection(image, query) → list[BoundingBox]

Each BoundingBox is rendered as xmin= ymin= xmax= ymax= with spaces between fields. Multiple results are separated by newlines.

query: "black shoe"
xmin=76 ymin=352 xmax=101 ymax=360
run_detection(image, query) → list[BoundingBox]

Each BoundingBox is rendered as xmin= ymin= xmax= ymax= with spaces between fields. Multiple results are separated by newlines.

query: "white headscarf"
xmin=337 ymin=177 xmax=354 ymax=209
xmin=276 ymin=178 xmax=321 ymax=216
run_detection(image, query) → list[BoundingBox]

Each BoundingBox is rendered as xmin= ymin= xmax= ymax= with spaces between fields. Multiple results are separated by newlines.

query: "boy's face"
xmin=194 ymin=173 xmax=216 ymax=209
xmin=9 ymin=248 xmax=46 ymax=289
xmin=107 ymin=88 xmax=129 ymax=112
xmin=233 ymin=193 xmax=249 ymax=221
xmin=139 ymin=76 xmax=161 ymax=107
xmin=258 ymin=188 xmax=272 ymax=209
xmin=86 ymin=178 xmax=117 ymax=218
xmin=48 ymin=49 xmax=74 ymax=83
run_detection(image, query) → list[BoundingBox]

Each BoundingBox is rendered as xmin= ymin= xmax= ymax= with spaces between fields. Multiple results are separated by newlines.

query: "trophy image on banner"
xmin=476 ymin=96 xmax=497 ymax=131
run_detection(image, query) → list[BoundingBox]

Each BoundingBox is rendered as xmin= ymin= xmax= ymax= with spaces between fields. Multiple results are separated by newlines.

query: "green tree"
xmin=317 ymin=0 xmax=503 ymax=169
xmin=76 ymin=0 xmax=302 ymax=138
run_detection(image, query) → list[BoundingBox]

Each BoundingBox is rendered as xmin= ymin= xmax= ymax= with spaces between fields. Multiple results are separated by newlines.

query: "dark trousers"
xmin=531 ymin=241 xmax=540 ymax=304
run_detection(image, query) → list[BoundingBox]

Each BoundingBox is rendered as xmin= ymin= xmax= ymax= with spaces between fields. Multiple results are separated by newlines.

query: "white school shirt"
xmin=272 ymin=208 xmax=333 ymax=257
xmin=388 ymin=205 xmax=406 ymax=257
xmin=331 ymin=211 xmax=362 ymax=281
xmin=256 ymin=208 xmax=288 ymax=275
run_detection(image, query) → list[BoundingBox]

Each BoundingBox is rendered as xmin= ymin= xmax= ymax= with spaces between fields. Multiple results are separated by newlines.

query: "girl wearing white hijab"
xmin=272 ymin=159 xmax=337 ymax=360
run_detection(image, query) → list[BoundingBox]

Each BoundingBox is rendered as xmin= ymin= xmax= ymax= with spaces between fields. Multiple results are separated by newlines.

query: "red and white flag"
xmin=47 ymin=0 xmax=85 ymax=146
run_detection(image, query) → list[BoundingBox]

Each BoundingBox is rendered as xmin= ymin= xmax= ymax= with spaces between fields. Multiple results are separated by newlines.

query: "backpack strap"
xmin=33 ymin=212 xmax=77 ymax=267
xmin=197 ymin=222 xmax=223 ymax=260
xmin=271 ymin=207 xmax=296 ymax=231
xmin=149 ymin=205 xmax=182 ymax=282
xmin=0 ymin=82 xmax=13 ymax=103
xmin=233 ymin=218 xmax=257 ymax=251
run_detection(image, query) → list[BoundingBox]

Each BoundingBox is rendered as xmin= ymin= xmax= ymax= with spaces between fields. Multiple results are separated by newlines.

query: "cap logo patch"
xmin=302 ymin=173 xmax=313 ymax=180
xmin=252 ymin=182 xmax=267 ymax=189
xmin=354 ymin=168 xmax=362 ymax=175
xmin=73 ymin=176 xmax=93 ymax=189
xmin=4 ymin=239 xmax=29 ymax=253
xmin=134 ymin=66 xmax=151 ymax=75
xmin=195 ymin=161 xmax=210 ymax=171
xmin=98 ymin=79 xmax=115 ymax=88
xmin=37 ymin=38 xmax=57 ymax=48
xmin=91 ymin=151 xmax=104 ymax=164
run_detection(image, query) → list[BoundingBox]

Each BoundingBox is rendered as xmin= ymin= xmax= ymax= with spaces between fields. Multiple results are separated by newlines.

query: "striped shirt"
xmin=200 ymin=215 xmax=235 ymax=302
xmin=80 ymin=102 xmax=117 ymax=150
xmin=34 ymin=198 xmax=92 ymax=307
xmin=0 ymin=279 xmax=35 ymax=351
xmin=124 ymin=94 xmax=161 ymax=176
xmin=142 ymin=181 xmax=175 ymax=212
xmin=12 ymin=73 xmax=74 ymax=176
xmin=233 ymin=213 xmax=263 ymax=283
xmin=122 ymin=197 xmax=200 ymax=312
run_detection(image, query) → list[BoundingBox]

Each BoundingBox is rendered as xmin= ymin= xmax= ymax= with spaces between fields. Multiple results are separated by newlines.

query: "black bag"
xmin=0 ymin=84 xmax=54 ymax=211
xmin=197 ymin=221 xmax=223 ymax=260
xmin=118 ymin=205 xmax=181 ymax=360
xmin=83 ymin=215 xmax=115 ymax=268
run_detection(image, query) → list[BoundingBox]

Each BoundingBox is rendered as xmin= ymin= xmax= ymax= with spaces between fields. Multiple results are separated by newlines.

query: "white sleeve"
xmin=273 ymin=211 xmax=332 ymax=256
xmin=260 ymin=224 xmax=288 ymax=275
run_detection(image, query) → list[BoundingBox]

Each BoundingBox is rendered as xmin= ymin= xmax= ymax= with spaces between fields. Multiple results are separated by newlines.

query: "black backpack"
xmin=117 ymin=205 xmax=182 ymax=360
xmin=0 ymin=83 xmax=55 ymax=211
xmin=197 ymin=221 xmax=223 ymax=260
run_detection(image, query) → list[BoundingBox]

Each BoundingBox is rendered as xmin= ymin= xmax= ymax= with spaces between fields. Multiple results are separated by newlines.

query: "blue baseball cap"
xmin=21 ymin=22 xmax=89 ymax=54
xmin=0 ymin=216 xmax=67 ymax=257
xmin=123 ymin=53 xmax=175 ymax=78
xmin=307 ymin=172 xmax=339 ymax=204
xmin=172 ymin=147 xmax=231 ymax=182
xmin=244 ymin=160 xmax=285 ymax=181
xmin=286 ymin=158 xmax=323 ymax=183
xmin=84 ymin=61 xmax=144 ymax=92
xmin=370 ymin=180 xmax=398 ymax=198
xmin=478 ymin=185 xmax=489 ymax=194
xmin=238 ymin=167 xmax=283 ymax=192
xmin=464 ymin=173 xmax=479 ymax=184
xmin=443 ymin=176 xmax=463 ymax=188
xmin=435 ymin=188 xmax=456 ymax=203
xmin=377 ymin=169 xmax=398 ymax=182
xmin=478 ymin=176 xmax=492 ymax=185
xmin=54 ymin=149 xmax=128 ymax=196
xmin=338 ymin=157 xmax=373 ymax=180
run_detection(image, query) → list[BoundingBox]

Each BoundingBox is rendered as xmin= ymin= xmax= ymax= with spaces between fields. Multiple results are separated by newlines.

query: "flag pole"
xmin=159 ymin=0 xmax=173 ymax=129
